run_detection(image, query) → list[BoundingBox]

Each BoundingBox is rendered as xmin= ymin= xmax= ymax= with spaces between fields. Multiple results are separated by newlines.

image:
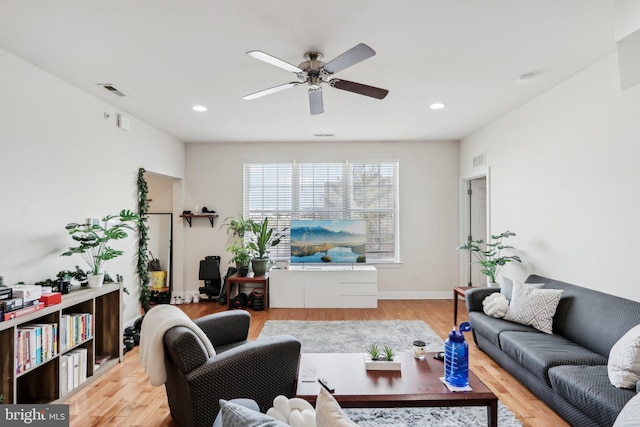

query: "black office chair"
xmin=198 ymin=256 xmax=222 ymax=301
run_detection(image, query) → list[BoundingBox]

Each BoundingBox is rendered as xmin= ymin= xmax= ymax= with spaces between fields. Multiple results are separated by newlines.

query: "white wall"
xmin=183 ymin=140 xmax=460 ymax=298
xmin=460 ymin=53 xmax=640 ymax=301
xmin=0 ymin=48 xmax=185 ymax=324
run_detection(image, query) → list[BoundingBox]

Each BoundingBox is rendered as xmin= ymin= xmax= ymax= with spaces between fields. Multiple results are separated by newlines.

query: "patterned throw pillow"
xmin=608 ymin=324 xmax=640 ymax=389
xmin=503 ymin=280 xmax=563 ymax=334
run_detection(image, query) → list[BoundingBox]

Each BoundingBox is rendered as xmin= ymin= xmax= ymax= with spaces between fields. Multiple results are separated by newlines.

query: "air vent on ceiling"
xmin=98 ymin=83 xmax=127 ymax=97
xmin=473 ymin=153 xmax=486 ymax=167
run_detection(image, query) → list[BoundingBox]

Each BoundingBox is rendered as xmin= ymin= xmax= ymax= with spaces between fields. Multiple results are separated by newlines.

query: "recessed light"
xmin=313 ymin=132 xmax=335 ymax=137
xmin=430 ymin=102 xmax=446 ymax=110
xmin=192 ymin=105 xmax=208 ymax=112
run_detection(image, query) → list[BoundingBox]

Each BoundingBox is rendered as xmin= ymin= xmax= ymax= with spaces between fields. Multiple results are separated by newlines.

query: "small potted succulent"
xmin=365 ymin=344 xmax=401 ymax=370
xmin=61 ymin=209 xmax=139 ymax=288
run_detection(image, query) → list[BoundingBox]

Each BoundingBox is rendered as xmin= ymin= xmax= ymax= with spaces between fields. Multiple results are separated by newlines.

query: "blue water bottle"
xmin=444 ymin=322 xmax=471 ymax=387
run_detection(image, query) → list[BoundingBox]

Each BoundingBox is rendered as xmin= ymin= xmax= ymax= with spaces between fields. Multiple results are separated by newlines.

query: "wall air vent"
xmin=473 ymin=153 xmax=486 ymax=167
xmin=98 ymin=83 xmax=127 ymax=97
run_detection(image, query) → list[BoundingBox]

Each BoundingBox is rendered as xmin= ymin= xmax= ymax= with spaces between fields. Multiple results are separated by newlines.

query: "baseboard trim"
xmin=377 ymin=291 xmax=451 ymax=300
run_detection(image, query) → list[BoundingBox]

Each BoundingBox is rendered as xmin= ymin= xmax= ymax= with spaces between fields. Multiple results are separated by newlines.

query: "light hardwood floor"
xmin=65 ymin=299 xmax=570 ymax=426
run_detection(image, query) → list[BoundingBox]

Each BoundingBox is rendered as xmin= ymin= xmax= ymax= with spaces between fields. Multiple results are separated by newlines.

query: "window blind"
xmin=243 ymin=161 xmax=398 ymax=262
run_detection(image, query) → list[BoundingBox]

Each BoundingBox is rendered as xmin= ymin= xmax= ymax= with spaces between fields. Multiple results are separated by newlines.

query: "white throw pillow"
xmin=608 ymin=324 xmax=640 ymax=389
xmin=482 ymin=292 xmax=509 ymax=318
xmin=503 ymin=280 xmax=563 ymax=334
xmin=316 ymin=387 xmax=358 ymax=427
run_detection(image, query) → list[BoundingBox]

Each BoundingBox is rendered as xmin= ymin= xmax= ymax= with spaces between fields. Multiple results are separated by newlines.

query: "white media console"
xmin=269 ymin=265 xmax=377 ymax=308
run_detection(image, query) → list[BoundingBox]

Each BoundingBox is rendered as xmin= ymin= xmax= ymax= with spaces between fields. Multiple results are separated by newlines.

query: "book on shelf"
xmin=15 ymin=323 xmax=59 ymax=374
xmin=59 ymin=355 xmax=69 ymax=398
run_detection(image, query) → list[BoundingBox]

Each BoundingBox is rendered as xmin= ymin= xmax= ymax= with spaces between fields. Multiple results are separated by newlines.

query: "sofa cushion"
xmin=609 ymin=324 xmax=640 ymax=389
xmin=499 ymin=331 xmax=608 ymax=384
xmin=503 ymin=280 xmax=563 ymax=334
xmin=614 ymin=392 xmax=640 ymax=427
xmin=526 ymin=275 xmax=640 ymax=357
xmin=500 ymin=277 xmax=544 ymax=301
xmin=469 ymin=311 xmax=539 ymax=349
xmin=549 ymin=365 xmax=635 ymax=427
xmin=220 ymin=399 xmax=290 ymax=427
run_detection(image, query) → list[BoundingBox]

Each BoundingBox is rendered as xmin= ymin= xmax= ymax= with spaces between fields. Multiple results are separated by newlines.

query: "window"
xmin=243 ymin=161 xmax=399 ymax=262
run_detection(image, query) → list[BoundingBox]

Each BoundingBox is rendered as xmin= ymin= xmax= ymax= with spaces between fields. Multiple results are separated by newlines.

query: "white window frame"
xmin=243 ymin=160 xmax=399 ymax=262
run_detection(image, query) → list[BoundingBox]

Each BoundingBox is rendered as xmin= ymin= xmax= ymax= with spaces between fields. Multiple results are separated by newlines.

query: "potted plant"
xmin=221 ymin=214 xmax=254 ymax=238
xmin=61 ymin=209 xmax=139 ymax=288
xmin=365 ymin=344 xmax=401 ymax=370
xmin=227 ymin=241 xmax=251 ymax=277
xmin=247 ymin=218 xmax=287 ymax=276
xmin=457 ymin=230 xmax=522 ymax=286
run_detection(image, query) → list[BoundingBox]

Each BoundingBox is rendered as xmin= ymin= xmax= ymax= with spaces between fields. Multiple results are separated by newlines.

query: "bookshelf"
xmin=0 ymin=282 xmax=122 ymax=404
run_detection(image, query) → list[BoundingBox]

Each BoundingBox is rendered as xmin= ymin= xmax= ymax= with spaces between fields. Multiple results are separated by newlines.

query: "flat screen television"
xmin=290 ymin=219 xmax=366 ymax=263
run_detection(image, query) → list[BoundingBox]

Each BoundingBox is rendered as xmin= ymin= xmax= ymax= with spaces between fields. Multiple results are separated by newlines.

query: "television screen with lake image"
xmin=290 ymin=220 xmax=366 ymax=263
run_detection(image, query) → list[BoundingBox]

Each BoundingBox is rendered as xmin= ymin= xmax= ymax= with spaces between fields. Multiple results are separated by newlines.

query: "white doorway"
xmin=459 ymin=168 xmax=490 ymax=286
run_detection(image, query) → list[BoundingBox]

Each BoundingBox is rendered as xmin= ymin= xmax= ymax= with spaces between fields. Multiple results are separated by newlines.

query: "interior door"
xmin=469 ymin=178 xmax=487 ymax=286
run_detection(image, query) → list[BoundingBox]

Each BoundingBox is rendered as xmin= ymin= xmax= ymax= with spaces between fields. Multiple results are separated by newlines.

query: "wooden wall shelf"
xmin=179 ymin=213 xmax=218 ymax=227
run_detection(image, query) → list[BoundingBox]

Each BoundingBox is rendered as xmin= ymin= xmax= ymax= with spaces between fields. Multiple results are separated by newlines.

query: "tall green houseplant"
xmin=62 ymin=209 xmax=139 ymax=287
xmin=457 ymin=230 xmax=522 ymax=285
xmin=247 ymin=218 xmax=286 ymax=276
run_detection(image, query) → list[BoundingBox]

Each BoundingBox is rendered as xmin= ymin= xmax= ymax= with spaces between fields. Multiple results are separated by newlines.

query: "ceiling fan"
xmin=242 ymin=43 xmax=389 ymax=115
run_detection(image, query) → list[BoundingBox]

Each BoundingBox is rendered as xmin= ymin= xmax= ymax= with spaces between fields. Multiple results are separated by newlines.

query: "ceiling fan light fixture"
xmin=430 ymin=102 xmax=446 ymax=110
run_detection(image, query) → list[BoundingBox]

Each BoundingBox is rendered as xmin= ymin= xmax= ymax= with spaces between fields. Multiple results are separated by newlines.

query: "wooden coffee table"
xmin=296 ymin=352 xmax=498 ymax=427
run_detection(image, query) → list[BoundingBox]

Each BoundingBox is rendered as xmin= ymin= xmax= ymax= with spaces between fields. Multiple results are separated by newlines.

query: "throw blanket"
xmin=139 ymin=305 xmax=216 ymax=386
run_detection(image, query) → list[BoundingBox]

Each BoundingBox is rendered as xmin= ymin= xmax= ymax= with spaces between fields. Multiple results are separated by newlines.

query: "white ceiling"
xmin=0 ymin=1 xmax=616 ymax=143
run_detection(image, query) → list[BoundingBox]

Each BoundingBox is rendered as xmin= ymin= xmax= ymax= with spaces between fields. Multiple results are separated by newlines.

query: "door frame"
xmin=458 ymin=167 xmax=491 ymax=286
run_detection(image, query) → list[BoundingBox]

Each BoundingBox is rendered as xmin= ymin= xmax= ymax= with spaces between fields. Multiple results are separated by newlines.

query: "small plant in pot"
xmin=221 ymin=214 xmax=254 ymax=238
xmin=457 ymin=230 xmax=522 ymax=286
xmin=61 ymin=209 xmax=139 ymax=288
xmin=227 ymin=241 xmax=251 ymax=277
xmin=247 ymin=218 xmax=287 ymax=276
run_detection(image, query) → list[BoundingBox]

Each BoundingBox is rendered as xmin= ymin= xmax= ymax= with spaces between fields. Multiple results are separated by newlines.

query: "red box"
xmin=39 ymin=292 xmax=62 ymax=307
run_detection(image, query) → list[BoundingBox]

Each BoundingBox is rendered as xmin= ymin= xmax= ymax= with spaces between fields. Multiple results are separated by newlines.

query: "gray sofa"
xmin=466 ymin=274 xmax=640 ymax=427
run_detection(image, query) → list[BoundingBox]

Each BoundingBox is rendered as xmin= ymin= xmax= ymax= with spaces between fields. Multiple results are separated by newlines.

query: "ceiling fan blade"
xmin=330 ymin=79 xmax=389 ymax=99
xmin=322 ymin=43 xmax=376 ymax=75
xmin=308 ymin=87 xmax=324 ymax=115
xmin=243 ymin=82 xmax=299 ymax=100
xmin=246 ymin=50 xmax=303 ymax=73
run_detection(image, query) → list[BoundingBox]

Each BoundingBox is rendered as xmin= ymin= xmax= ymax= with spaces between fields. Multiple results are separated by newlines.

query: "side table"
xmin=453 ymin=286 xmax=474 ymax=325
xmin=226 ymin=272 xmax=270 ymax=310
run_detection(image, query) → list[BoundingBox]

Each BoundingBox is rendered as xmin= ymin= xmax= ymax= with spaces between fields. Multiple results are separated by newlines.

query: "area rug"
xmin=258 ymin=320 xmax=522 ymax=427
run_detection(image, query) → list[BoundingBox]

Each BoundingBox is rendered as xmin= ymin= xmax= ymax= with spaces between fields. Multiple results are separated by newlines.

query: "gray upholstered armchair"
xmin=162 ymin=310 xmax=301 ymax=427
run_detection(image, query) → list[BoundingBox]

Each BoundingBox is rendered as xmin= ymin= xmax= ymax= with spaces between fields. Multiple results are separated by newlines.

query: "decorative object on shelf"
xmin=202 ymin=207 xmax=216 ymax=214
xmin=365 ymin=344 xmax=401 ymax=370
xmin=248 ymin=218 xmax=286 ymax=276
xmin=456 ymin=230 xmax=522 ymax=286
xmin=61 ymin=209 xmax=139 ymax=289
xmin=137 ymin=168 xmax=151 ymax=312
